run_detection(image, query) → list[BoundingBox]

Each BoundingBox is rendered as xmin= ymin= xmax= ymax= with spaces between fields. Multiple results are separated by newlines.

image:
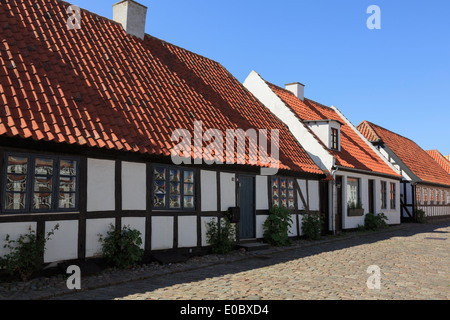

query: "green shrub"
xmin=99 ymin=224 xmax=144 ymax=269
xmin=263 ymin=206 xmax=293 ymax=246
xmin=0 ymin=224 xmax=59 ymax=282
xmin=302 ymin=213 xmax=323 ymax=240
xmin=206 ymin=218 xmax=236 ymax=254
xmin=415 ymin=209 xmax=426 ymax=223
xmin=364 ymin=213 xmax=388 ymax=231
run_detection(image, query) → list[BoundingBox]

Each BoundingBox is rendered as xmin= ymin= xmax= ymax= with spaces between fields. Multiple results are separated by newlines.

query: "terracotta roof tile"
xmin=425 ymin=150 xmax=450 ymax=175
xmin=357 ymin=121 xmax=450 ymax=186
xmin=266 ymin=83 xmax=399 ymax=177
xmin=0 ymin=0 xmax=324 ymax=176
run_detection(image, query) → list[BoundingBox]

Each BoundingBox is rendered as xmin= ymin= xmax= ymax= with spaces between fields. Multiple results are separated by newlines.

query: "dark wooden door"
xmin=239 ymin=175 xmax=256 ymax=239
xmin=336 ymin=176 xmax=343 ymax=231
xmin=368 ymin=180 xmax=375 ymax=214
xmin=319 ymin=180 xmax=329 ymax=234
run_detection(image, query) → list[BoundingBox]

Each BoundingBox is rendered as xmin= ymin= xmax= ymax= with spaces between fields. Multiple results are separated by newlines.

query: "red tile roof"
xmin=425 ymin=150 xmax=450 ymax=175
xmin=0 ymin=0 xmax=324 ymax=175
xmin=357 ymin=121 xmax=450 ymax=187
xmin=266 ymin=83 xmax=400 ymax=178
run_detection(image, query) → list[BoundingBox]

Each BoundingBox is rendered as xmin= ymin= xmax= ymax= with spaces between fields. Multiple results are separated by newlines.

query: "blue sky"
xmin=73 ymin=0 xmax=449 ymax=156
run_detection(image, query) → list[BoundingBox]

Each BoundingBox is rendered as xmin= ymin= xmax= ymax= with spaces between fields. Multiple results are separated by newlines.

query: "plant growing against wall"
xmin=206 ymin=217 xmax=236 ymax=254
xmin=415 ymin=209 xmax=426 ymax=223
xmin=263 ymin=205 xmax=293 ymax=246
xmin=301 ymin=213 xmax=323 ymax=240
xmin=99 ymin=224 xmax=144 ymax=269
xmin=0 ymin=224 xmax=59 ymax=282
xmin=364 ymin=212 xmax=388 ymax=231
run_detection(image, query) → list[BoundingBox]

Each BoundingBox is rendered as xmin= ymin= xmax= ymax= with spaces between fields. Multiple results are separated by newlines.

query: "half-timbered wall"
xmin=414 ymin=184 xmax=450 ymax=219
xmin=0 ymin=147 xmax=323 ymax=264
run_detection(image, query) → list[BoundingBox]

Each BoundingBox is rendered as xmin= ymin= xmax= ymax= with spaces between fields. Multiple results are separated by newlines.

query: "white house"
xmin=244 ymin=71 xmax=402 ymax=232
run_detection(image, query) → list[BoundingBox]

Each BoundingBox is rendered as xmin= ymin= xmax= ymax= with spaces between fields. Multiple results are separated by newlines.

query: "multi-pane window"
xmin=436 ymin=189 xmax=440 ymax=204
xmin=381 ymin=181 xmax=387 ymax=209
xmin=430 ymin=188 xmax=434 ymax=204
xmin=3 ymin=154 xmax=79 ymax=213
xmin=331 ymin=128 xmax=339 ymax=151
xmin=416 ymin=186 xmax=422 ymax=205
xmin=423 ymin=187 xmax=428 ymax=204
xmin=271 ymin=177 xmax=295 ymax=209
xmin=153 ymin=166 xmax=195 ymax=210
xmin=347 ymin=177 xmax=361 ymax=208
xmin=390 ymin=183 xmax=396 ymax=209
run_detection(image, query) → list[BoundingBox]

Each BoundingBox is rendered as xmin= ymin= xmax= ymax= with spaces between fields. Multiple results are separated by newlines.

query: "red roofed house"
xmin=244 ymin=71 xmax=402 ymax=232
xmin=426 ymin=150 xmax=450 ymax=175
xmin=357 ymin=121 xmax=450 ymax=220
xmin=0 ymin=0 xmax=328 ymax=264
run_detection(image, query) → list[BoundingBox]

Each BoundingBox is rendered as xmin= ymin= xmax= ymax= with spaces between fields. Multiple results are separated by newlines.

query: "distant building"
xmin=357 ymin=121 xmax=450 ymax=221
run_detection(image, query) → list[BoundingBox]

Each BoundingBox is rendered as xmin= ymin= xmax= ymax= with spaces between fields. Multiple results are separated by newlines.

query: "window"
xmin=423 ymin=187 xmax=428 ymax=204
xmin=416 ymin=186 xmax=422 ymax=205
xmin=381 ymin=181 xmax=387 ymax=209
xmin=271 ymin=177 xmax=295 ymax=209
xmin=152 ymin=165 xmax=195 ymax=210
xmin=3 ymin=153 xmax=79 ymax=213
xmin=347 ymin=177 xmax=361 ymax=208
xmin=430 ymin=188 xmax=434 ymax=204
xmin=390 ymin=183 xmax=396 ymax=209
xmin=331 ymin=128 xmax=339 ymax=151
xmin=441 ymin=190 xmax=444 ymax=205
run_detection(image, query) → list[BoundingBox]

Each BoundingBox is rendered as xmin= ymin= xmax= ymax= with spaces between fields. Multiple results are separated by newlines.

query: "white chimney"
xmin=285 ymin=82 xmax=305 ymax=101
xmin=113 ymin=0 xmax=148 ymax=40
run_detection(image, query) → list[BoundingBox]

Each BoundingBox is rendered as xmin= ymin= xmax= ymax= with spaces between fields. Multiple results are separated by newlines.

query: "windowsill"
xmin=0 ymin=211 xmax=80 ymax=217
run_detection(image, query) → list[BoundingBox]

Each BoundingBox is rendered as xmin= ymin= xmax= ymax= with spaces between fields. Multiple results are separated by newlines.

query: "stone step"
xmin=236 ymin=241 xmax=270 ymax=252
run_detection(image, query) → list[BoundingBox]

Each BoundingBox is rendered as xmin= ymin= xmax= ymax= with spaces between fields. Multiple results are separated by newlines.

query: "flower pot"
xmin=348 ymin=208 xmax=364 ymax=217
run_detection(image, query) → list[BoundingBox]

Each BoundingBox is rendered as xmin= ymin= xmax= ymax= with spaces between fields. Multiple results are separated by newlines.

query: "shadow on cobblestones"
xmin=46 ymin=219 xmax=450 ymax=300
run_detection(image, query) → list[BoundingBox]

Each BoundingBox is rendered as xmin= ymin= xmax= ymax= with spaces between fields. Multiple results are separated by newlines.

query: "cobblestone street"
xmin=48 ymin=220 xmax=449 ymax=300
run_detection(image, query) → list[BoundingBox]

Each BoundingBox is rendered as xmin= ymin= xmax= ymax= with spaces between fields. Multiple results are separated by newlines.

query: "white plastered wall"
xmin=151 ymin=216 xmax=174 ymax=250
xmin=178 ymin=216 xmax=197 ymax=248
xmin=220 ymin=172 xmax=236 ymax=211
xmin=122 ymin=161 xmax=146 ymax=210
xmin=87 ymin=158 xmax=115 ymax=212
xmin=201 ymin=170 xmax=217 ymax=211
xmin=44 ymin=220 xmax=78 ymax=263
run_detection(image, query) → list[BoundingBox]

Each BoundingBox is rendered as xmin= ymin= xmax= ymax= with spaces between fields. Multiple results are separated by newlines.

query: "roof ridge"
xmin=265 ymin=82 xmax=333 ymax=112
xmin=364 ymin=120 xmax=419 ymax=145
xmin=57 ymin=0 xmax=122 ymax=26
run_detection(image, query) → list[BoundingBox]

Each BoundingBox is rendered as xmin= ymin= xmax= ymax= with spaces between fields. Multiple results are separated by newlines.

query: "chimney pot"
xmin=113 ymin=0 xmax=148 ymax=40
xmin=285 ymin=82 xmax=305 ymax=101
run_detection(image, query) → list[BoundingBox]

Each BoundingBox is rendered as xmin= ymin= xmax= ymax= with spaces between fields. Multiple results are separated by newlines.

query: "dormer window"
xmin=303 ymin=119 xmax=342 ymax=152
xmin=331 ymin=128 xmax=339 ymax=151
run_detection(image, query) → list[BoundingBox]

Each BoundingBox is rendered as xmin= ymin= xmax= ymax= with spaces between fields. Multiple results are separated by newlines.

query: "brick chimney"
xmin=113 ymin=0 xmax=148 ymax=40
xmin=285 ymin=82 xmax=305 ymax=101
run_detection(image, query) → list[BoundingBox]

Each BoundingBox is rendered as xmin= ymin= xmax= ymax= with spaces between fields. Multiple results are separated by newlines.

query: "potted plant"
xmin=347 ymin=200 xmax=364 ymax=216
